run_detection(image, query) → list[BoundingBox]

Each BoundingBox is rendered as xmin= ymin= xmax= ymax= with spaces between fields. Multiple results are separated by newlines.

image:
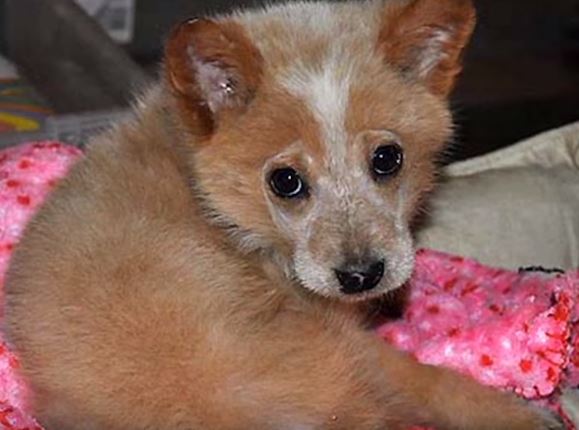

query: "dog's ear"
xmin=379 ymin=0 xmax=476 ymax=97
xmin=165 ymin=18 xmax=263 ymax=133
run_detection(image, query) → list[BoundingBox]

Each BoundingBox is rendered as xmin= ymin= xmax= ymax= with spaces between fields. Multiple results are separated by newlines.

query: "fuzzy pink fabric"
xmin=0 ymin=141 xmax=575 ymax=429
xmin=379 ymin=251 xmax=579 ymax=399
xmin=0 ymin=141 xmax=81 ymax=429
xmin=379 ymin=251 xmax=579 ymax=430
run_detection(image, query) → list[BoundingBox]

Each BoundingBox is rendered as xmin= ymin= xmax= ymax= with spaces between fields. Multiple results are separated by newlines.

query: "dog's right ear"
xmin=164 ymin=19 xmax=263 ymax=134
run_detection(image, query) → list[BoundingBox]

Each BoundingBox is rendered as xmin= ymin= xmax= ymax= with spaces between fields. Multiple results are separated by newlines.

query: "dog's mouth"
xmin=294 ymin=263 xmax=410 ymax=302
xmin=293 ymin=242 xmax=416 ymax=301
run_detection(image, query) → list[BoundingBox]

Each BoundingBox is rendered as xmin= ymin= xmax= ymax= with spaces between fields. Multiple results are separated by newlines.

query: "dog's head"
xmin=164 ymin=0 xmax=476 ymax=300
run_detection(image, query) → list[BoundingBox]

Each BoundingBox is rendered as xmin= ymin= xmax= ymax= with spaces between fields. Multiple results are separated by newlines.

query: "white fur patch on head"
xmin=279 ymin=51 xmax=361 ymax=207
xmin=279 ymin=53 xmax=352 ymax=168
xmin=236 ymin=0 xmax=385 ymax=194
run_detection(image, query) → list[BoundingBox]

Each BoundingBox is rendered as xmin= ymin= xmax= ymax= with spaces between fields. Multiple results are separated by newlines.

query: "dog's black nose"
xmin=335 ymin=260 xmax=385 ymax=295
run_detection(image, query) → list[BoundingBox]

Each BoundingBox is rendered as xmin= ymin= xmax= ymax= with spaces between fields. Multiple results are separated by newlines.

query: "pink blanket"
xmin=0 ymin=141 xmax=575 ymax=429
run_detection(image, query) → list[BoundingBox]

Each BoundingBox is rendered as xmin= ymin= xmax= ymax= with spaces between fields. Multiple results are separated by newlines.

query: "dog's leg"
xmin=232 ymin=312 xmax=562 ymax=430
xmin=376 ymin=342 xmax=563 ymax=430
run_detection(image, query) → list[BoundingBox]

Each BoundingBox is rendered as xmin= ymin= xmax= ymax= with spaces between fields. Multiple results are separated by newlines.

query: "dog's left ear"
xmin=379 ymin=0 xmax=476 ymax=97
xmin=164 ymin=18 xmax=263 ymax=133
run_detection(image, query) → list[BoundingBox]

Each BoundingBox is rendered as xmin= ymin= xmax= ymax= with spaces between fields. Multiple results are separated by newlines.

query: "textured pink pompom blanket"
xmin=0 ymin=141 xmax=576 ymax=429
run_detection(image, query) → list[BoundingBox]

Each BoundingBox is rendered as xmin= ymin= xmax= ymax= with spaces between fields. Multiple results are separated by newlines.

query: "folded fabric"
xmin=416 ymin=120 xmax=579 ymax=271
xmin=0 ymin=141 xmax=575 ymax=429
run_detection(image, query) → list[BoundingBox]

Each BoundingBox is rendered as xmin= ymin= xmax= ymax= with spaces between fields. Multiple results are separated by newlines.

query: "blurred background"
xmin=0 ymin=0 xmax=578 ymax=161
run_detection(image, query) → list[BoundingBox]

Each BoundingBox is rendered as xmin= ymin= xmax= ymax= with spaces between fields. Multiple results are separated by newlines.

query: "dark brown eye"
xmin=371 ymin=144 xmax=404 ymax=178
xmin=269 ymin=168 xmax=308 ymax=198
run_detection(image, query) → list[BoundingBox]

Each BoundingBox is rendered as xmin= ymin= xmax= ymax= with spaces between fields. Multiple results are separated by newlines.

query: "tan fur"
xmin=4 ymin=0 xmax=561 ymax=429
xmin=379 ymin=0 xmax=477 ymax=96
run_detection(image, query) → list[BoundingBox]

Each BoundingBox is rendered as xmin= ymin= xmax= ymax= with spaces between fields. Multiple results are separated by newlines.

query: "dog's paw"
xmin=530 ymin=405 xmax=565 ymax=430
xmin=560 ymin=388 xmax=579 ymax=428
xmin=497 ymin=401 xmax=565 ymax=430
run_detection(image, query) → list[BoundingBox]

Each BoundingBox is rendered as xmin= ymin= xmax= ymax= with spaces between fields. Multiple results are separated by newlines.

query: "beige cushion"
xmin=416 ymin=121 xmax=579 ymax=270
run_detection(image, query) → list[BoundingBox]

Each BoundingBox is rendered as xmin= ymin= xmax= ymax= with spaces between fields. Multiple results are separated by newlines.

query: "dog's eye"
xmin=371 ymin=144 xmax=404 ymax=178
xmin=269 ymin=168 xmax=308 ymax=198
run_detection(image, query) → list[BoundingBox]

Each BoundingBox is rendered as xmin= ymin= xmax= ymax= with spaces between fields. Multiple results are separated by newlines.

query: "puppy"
xmin=3 ymin=0 xmax=563 ymax=429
